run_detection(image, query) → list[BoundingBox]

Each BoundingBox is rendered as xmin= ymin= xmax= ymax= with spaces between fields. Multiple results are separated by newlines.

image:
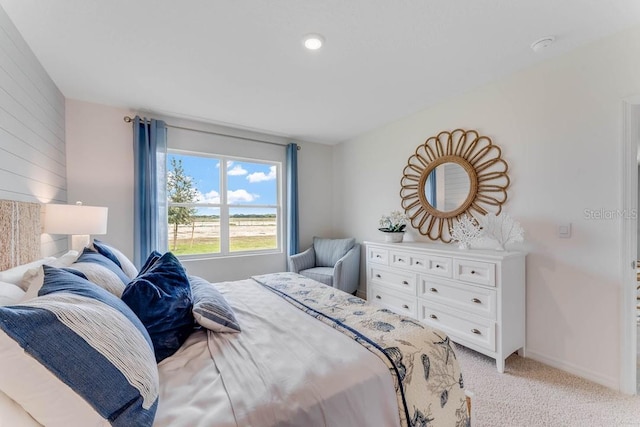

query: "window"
xmin=167 ymin=150 xmax=280 ymax=257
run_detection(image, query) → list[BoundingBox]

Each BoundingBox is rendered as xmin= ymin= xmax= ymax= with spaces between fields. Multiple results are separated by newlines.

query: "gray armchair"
xmin=288 ymin=237 xmax=360 ymax=294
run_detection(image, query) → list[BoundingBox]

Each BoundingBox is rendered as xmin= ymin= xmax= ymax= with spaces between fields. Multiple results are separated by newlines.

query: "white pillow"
xmin=0 ymin=258 xmax=55 ymax=290
xmin=52 ymin=250 xmax=80 ymax=267
xmin=21 ymin=251 xmax=80 ymax=302
xmin=0 ymin=282 xmax=25 ymax=306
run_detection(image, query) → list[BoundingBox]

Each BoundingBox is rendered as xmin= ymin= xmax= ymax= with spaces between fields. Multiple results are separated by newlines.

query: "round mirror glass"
xmin=424 ymin=162 xmax=471 ymax=213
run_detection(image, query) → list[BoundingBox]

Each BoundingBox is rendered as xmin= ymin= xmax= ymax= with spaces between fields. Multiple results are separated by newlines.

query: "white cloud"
xmin=247 ymin=165 xmax=276 ymax=183
xmin=228 ymin=164 xmax=247 ymax=176
xmin=195 ymin=189 xmax=220 ymax=204
xmin=228 ymin=189 xmax=259 ymax=203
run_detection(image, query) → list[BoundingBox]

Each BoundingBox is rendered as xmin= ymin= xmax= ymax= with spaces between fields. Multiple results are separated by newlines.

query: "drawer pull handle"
xmin=429 ymin=314 xmax=438 ymax=320
xmin=402 ymin=280 xmax=409 ymax=285
xmin=376 ymin=255 xmax=382 ymax=258
xmin=435 ymin=264 xmax=441 ymax=268
xmin=398 ymin=258 xmax=404 ymax=262
xmin=471 ymin=270 xmax=476 ymax=275
xmin=415 ymin=261 xmax=422 ymax=265
xmin=402 ymin=304 xmax=409 ymax=309
xmin=429 ymin=287 xmax=438 ymax=293
xmin=375 ymin=274 xmax=381 ymax=278
xmin=471 ymin=298 xmax=481 ymax=304
xmin=375 ymin=295 xmax=382 ymax=299
xmin=471 ymin=328 xmax=481 ymax=335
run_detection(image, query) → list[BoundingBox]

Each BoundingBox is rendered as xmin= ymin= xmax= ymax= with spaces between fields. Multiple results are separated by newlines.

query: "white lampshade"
xmin=44 ymin=202 xmax=108 ymax=251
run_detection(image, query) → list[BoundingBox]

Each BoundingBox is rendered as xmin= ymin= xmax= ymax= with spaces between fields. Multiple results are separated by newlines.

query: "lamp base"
xmin=70 ymin=235 xmax=91 ymax=252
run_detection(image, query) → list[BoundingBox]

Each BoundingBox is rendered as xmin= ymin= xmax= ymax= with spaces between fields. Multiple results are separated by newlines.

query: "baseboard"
xmin=526 ymin=349 xmax=619 ymax=391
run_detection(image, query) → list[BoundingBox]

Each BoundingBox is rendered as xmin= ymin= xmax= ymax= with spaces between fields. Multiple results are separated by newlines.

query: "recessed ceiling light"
xmin=303 ymin=33 xmax=324 ymax=50
xmin=530 ymin=36 xmax=555 ymax=53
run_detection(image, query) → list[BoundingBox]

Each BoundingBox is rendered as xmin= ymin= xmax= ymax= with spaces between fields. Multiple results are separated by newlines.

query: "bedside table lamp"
xmin=44 ymin=202 xmax=108 ymax=251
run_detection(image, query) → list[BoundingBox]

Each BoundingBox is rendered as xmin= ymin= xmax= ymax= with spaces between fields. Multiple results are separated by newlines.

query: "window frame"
xmin=167 ymin=148 xmax=283 ymax=259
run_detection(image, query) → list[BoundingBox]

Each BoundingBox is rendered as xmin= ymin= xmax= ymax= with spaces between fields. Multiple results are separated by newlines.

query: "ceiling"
xmin=1 ymin=1 xmax=639 ymax=144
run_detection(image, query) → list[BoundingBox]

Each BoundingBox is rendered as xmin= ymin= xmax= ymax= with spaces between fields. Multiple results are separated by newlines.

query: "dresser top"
xmin=364 ymin=240 xmax=526 ymax=261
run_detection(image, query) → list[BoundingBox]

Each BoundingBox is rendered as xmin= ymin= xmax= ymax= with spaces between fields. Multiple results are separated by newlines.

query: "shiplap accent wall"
xmin=0 ymin=7 xmax=67 ymax=256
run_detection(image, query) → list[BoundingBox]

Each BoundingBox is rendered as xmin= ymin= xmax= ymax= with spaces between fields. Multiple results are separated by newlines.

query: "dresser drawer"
xmin=418 ymin=301 xmax=496 ymax=352
xmin=369 ymin=265 xmax=416 ymax=295
xmin=418 ymin=277 xmax=496 ymax=319
xmin=389 ymin=251 xmax=428 ymax=271
xmin=423 ymin=255 xmax=453 ymax=278
xmin=369 ymin=285 xmax=417 ymax=317
xmin=368 ymin=247 xmax=389 ymax=265
xmin=454 ymin=259 xmax=496 ymax=287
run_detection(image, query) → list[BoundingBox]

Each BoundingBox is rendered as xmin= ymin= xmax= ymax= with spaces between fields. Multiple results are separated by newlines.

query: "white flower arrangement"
xmin=479 ymin=212 xmax=524 ymax=251
xmin=379 ymin=210 xmax=408 ymax=232
xmin=450 ymin=214 xmax=483 ymax=249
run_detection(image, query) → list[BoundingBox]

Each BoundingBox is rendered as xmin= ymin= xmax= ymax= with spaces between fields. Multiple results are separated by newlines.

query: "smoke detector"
xmin=530 ymin=36 xmax=555 ymax=53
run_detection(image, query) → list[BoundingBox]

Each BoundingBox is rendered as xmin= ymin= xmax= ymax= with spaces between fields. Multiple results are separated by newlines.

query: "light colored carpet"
xmin=455 ymin=344 xmax=640 ymax=426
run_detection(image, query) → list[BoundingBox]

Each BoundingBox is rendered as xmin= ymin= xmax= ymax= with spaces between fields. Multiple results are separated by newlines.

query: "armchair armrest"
xmin=288 ymin=247 xmax=316 ymax=273
xmin=332 ymin=244 xmax=360 ymax=294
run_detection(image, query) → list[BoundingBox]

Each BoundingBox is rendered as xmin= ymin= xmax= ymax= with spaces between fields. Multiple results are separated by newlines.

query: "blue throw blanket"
xmin=252 ymin=272 xmax=469 ymax=427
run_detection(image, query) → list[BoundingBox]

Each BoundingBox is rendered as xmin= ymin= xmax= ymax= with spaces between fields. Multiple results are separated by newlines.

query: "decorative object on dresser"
xmin=399 ymin=129 xmax=510 ymax=242
xmin=449 ymin=214 xmax=483 ymax=249
xmin=378 ymin=210 xmax=408 ymax=243
xmin=479 ymin=212 xmax=524 ymax=251
xmin=365 ymin=240 xmax=526 ymax=373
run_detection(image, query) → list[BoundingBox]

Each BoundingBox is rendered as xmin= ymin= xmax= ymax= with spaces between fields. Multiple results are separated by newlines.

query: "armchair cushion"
xmin=299 ymin=267 xmax=334 ymax=286
xmin=313 ymin=237 xmax=355 ymax=267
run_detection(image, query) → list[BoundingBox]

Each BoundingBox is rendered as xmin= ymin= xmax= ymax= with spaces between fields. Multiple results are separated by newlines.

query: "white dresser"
xmin=365 ymin=241 xmax=526 ymax=373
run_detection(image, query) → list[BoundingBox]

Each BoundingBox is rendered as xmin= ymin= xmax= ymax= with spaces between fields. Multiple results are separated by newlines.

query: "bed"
xmin=0 ymin=200 xmax=469 ymax=427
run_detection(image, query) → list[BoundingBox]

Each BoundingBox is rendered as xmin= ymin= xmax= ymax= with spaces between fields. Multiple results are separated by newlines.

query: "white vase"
xmin=382 ymin=231 xmax=404 ymax=243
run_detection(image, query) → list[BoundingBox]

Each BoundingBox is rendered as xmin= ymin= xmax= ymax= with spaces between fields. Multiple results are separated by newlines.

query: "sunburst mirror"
xmin=400 ymin=129 xmax=510 ymax=242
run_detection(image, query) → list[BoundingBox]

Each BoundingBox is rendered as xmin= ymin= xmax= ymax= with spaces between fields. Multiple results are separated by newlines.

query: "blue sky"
xmin=168 ymin=153 xmax=278 ymax=214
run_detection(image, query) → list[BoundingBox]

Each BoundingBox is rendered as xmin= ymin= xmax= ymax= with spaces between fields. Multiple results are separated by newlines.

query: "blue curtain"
xmin=133 ymin=116 xmax=168 ymax=268
xmin=426 ymin=169 xmax=437 ymax=207
xmin=286 ymin=143 xmax=299 ymax=258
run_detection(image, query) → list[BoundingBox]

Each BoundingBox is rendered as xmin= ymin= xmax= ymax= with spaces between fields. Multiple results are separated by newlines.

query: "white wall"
xmin=0 ymin=6 xmax=66 ymax=257
xmin=65 ymin=100 xmax=335 ymax=282
xmin=334 ymin=25 xmax=640 ymax=390
xmin=65 ymin=100 xmax=136 ymax=257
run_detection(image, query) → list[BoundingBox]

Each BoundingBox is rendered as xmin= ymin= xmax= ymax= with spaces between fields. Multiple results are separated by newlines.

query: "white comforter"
xmin=155 ymin=278 xmax=401 ymax=427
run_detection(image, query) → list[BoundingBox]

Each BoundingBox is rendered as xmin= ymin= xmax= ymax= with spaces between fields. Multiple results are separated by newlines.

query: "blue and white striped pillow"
xmin=190 ymin=276 xmax=241 ymax=333
xmin=0 ymin=266 xmax=158 ymax=427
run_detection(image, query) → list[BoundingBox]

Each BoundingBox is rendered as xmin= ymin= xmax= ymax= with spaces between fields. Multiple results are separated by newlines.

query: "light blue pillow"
xmin=92 ymin=239 xmax=139 ymax=279
xmin=190 ymin=276 xmax=241 ymax=333
xmin=75 ymin=247 xmax=130 ymax=285
xmin=121 ymin=252 xmax=194 ymax=362
xmin=0 ymin=266 xmax=158 ymax=426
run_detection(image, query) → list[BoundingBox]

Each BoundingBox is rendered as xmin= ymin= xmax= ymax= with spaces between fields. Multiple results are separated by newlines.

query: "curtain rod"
xmin=123 ymin=116 xmax=299 ymax=149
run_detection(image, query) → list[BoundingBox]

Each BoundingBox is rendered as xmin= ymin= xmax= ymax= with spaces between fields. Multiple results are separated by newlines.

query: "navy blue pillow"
xmin=140 ymin=250 xmax=162 ymax=275
xmin=75 ymin=248 xmax=130 ymax=286
xmin=121 ymin=252 xmax=194 ymax=362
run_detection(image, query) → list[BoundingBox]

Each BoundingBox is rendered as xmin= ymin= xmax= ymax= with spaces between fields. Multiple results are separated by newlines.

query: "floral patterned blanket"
xmin=252 ymin=272 xmax=469 ymax=427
